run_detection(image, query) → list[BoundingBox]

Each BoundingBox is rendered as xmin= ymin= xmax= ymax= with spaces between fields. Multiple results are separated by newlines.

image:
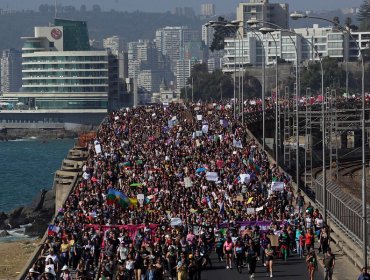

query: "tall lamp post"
xmin=231 ymin=21 xmax=266 ymax=149
xmin=227 ymin=22 xmax=266 ymax=128
xmin=291 ymin=12 xmax=367 ymax=268
xmin=259 ymin=27 xmax=279 ymax=165
xmin=247 ymin=19 xmax=300 ymax=189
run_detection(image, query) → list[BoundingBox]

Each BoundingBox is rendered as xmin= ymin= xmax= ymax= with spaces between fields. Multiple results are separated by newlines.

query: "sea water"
xmin=0 ymin=138 xmax=75 ymax=213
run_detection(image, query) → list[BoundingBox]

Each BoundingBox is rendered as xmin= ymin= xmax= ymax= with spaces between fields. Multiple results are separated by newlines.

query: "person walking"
xmin=322 ymin=247 xmax=335 ymax=280
xmin=306 ymin=249 xmax=318 ymax=280
xmin=265 ymin=243 xmax=274 ymax=278
xmin=234 ymin=239 xmax=245 ymax=273
xmin=358 ymin=267 xmax=370 ymax=280
xmin=223 ymin=236 xmax=234 ymax=269
xmin=319 ymin=227 xmax=330 ymax=256
xmin=246 ymin=240 xmax=258 ymax=279
xmin=215 ymin=233 xmax=225 ymax=262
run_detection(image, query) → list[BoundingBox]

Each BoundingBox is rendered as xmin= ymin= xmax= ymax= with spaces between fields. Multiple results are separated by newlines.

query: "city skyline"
xmin=0 ymin=0 xmax=364 ymax=14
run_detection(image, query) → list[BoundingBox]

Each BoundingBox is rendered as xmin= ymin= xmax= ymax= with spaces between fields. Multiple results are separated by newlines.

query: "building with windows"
xmin=201 ymin=3 xmax=215 ymax=17
xmin=0 ymin=19 xmax=132 ymax=128
xmin=155 ymin=26 xmax=200 ymax=64
xmin=237 ymin=0 xmax=289 ymax=35
xmin=222 ymin=25 xmax=370 ymax=72
xmin=0 ymin=49 xmax=22 ymax=93
xmin=176 ymin=58 xmax=202 ymax=90
xmin=103 ymin=36 xmax=125 ymax=53
xmin=19 ymin=19 xmax=117 ymax=110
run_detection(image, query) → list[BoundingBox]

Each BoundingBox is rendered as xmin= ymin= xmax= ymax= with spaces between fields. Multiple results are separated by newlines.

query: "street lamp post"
xmin=291 ymin=12 xmax=367 ymax=267
xmin=228 ymin=21 xmax=265 ymax=128
xmin=260 ymin=27 xmax=279 ymax=165
xmin=247 ymin=19 xmax=300 ymax=188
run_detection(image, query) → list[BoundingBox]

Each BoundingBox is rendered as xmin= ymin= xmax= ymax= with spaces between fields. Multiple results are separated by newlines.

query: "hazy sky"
xmin=0 ymin=0 xmax=364 ymax=13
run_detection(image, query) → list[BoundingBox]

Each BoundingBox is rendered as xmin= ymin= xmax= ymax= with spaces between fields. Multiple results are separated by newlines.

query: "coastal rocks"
xmin=7 ymin=207 xmax=30 ymax=229
xmin=1 ymin=189 xmax=56 ymax=236
xmin=0 ymin=230 xmax=10 ymax=237
xmin=0 ymin=212 xmax=8 ymax=230
xmin=24 ymin=217 xmax=49 ymax=237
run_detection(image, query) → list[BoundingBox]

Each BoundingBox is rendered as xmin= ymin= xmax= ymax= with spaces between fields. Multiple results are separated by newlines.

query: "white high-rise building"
xmin=128 ymin=40 xmax=161 ymax=93
xmin=222 ymin=25 xmax=370 ymax=73
xmin=137 ymin=70 xmax=161 ymax=93
xmin=103 ymin=36 xmax=124 ymax=53
xmin=201 ymin=3 xmax=215 ymax=17
xmin=176 ymin=58 xmax=202 ymax=90
xmin=202 ymin=24 xmax=215 ymax=47
xmin=0 ymin=49 xmax=22 ymax=93
xmin=155 ymin=26 xmax=200 ymax=63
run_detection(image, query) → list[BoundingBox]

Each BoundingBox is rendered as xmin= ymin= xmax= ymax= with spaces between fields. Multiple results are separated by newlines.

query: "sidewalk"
xmin=316 ymin=239 xmax=360 ymax=280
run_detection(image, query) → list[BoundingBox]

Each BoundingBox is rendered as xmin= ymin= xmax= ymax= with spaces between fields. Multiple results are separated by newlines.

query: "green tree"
xmin=180 ymin=64 xmax=234 ymax=100
xmin=210 ymin=17 xmax=236 ymax=52
xmin=300 ymin=57 xmax=347 ymax=93
xmin=241 ymin=72 xmax=262 ymax=98
xmin=358 ymin=0 xmax=370 ymax=30
xmin=345 ymin=17 xmax=352 ymax=28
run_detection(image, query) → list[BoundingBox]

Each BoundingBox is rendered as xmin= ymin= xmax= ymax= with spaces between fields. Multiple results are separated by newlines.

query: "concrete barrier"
xmin=17 ymin=146 xmax=88 ymax=280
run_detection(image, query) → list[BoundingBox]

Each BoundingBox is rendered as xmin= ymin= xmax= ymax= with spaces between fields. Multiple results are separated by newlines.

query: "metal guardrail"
xmin=313 ymin=174 xmax=370 ymax=251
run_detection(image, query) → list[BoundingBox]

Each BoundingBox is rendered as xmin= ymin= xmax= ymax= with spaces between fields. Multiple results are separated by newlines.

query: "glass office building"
xmin=20 ymin=19 xmax=117 ymax=110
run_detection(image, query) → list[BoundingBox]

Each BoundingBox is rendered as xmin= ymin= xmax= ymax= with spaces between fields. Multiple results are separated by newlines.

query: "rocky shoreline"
xmin=0 ymin=188 xmax=56 ymax=238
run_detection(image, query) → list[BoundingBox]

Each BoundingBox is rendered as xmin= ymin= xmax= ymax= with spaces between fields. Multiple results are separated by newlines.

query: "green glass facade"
xmin=54 ymin=19 xmax=90 ymax=51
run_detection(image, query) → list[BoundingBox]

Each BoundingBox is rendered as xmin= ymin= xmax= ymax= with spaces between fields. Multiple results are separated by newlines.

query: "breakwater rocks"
xmin=0 ymin=128 xmax=77 ymax=141
xmin=0 ymin=189 xmax=55 ymax=237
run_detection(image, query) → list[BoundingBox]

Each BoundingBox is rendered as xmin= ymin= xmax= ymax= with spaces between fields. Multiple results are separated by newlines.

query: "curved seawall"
xmin=17 ymin=145 xmax=88 ymax=280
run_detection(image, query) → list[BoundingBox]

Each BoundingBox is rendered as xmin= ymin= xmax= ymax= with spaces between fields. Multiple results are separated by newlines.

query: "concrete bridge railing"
xmin=17 ymin=146 xmax=88 ymax=280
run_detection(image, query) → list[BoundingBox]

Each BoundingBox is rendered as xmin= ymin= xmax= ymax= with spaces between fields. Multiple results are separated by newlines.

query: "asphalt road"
xmin=202 ymin=253 xmax=325 ymax=280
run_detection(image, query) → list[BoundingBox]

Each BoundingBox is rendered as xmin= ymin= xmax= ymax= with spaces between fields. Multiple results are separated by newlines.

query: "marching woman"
xmin=265 ymin=243 xmax=274 ymax=278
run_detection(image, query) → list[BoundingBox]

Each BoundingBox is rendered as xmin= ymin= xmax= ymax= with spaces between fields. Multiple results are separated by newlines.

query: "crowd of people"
xmin=26 ymin=101 xmax=336 ymax=280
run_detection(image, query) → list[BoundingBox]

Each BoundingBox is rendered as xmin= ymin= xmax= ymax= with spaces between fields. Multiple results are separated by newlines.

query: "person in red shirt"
xmin=305 ymin=228 xmax=315 ymax=253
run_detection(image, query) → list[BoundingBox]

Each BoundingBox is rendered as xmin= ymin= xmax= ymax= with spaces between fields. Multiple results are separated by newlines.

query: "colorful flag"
xmin=130 ymin=182 xmax=143 ymax=187
xmin=106 ymin=188 xmax=131 ymax=208
xmin=248 ymin=158 xmax=261 ymax=175
xmin=129 ymin=198 xmax=138 ymax=207
xmin=206 ymin=196 xmax=213 ymax=209
xmin=47 ymin=224 xmax=60 ymax=236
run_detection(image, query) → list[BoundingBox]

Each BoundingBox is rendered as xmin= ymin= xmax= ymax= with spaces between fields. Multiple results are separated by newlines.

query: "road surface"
xmin=202 ymin=253 xmax=324 ymax=280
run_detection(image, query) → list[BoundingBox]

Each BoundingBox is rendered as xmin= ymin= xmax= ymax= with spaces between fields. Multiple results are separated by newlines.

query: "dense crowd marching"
xmin=26 ymin=100 xmax=338 ymax=280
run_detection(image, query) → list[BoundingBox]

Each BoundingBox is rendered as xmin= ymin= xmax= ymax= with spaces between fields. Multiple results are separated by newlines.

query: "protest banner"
xmin=137 ymin=194 xmax=144 ymax=207
xmin=206 ymin=172 xmax=219 ymax=182
xmin=239 ymin=174 xmax=251 ymax=184
xmin=184 ymin=177 xmax=193 ymax=188
xmin=268 ymin=235 xmax=279 ymax=247
xmin=196 ymin=115 xmax=203 ymax=121
xmin=95 ymin=143 xmax=102 ymax=154
xmin=196 ymin=131 xmax=203 ymax=137
xmin=271 ymin=181 xmax=285 ymax=192
xmin=233 ymin=139 xmax=243 ymax=148
xmin=202 ymin=124 xmax=209 ymax=134
xmin=170 ymin=218 xmax=182 ymax=226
